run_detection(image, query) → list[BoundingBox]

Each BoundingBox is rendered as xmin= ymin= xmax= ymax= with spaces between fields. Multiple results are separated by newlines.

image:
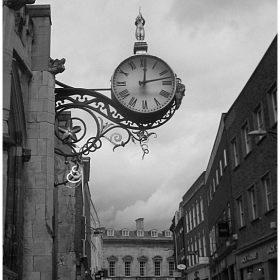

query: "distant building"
xmin=205 ymin=115 xmax=237 ymax=280
xmin=171 ymin=173 xmax=210 ymax=280
xmin=102 ymin=218 xmax=175 ymax=280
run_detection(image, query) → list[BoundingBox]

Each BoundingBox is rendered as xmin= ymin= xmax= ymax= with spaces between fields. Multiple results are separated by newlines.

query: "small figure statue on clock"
xmin=135 ymin=8 xmax=145 ymax=41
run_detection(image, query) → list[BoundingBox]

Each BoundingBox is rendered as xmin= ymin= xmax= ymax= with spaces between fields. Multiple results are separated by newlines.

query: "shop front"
xmin=236 ymin=238 xmax=277 ymax=280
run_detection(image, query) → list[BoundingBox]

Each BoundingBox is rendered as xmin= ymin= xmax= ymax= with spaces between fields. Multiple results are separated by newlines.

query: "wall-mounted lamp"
xmin=248 ymin=129 xmax=277 ymax=139
xmin=85 ymin=225 xmax=106 ymax=235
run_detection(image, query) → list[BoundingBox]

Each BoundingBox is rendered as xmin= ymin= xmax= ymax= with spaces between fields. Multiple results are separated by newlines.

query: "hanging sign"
xmin=218 ymin=222 xmax=230 ymax=237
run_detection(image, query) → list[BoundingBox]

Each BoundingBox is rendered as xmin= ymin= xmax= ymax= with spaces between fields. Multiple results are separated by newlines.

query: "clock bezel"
xmin=111 ymin=53 xmax=177 ymax=124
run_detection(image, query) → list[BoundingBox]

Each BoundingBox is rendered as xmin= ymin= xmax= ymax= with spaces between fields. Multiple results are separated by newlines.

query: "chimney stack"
xmin=136 ymin=218 xmax=144 ymax=230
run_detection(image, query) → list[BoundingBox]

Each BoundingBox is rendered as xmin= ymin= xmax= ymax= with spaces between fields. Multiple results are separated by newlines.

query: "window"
xmin=202 ymin=230 xmax=206 ymax=257
xmin=198 ymin=233 xmax=203 ymax=257
xmin=237 ymin=196 xmax=245 ymax=227
xmin=220 ymin=160 xmax=223 ymax=177
xmin=200 ymin=197 xmax=204 ymax=221
xmin=224 ymin=149 xmax=227 ymax=167
xmin=140 ymin=261 xmax=146 ymax=276
xmin=242 ymin=121 xmax=251 ymax=155
xmin=168 ymin=262 xmax=175 ymax=276
xmin=187 ymin=241 xmax=190 ymax=267
xmin=262 ymin=173 xmax=273 ymax=211
xmin=109 ymin=261 xmax=116 ymax=277
xmin=267 ymin=81 xmax=277 ymax=125
xmin=216 ymin=170 xmax=219 ymax=186
xmin=212 ymin=226 xmax=216 ymax=252
xmin=209 ymin=185 xmax=212 ymax=200
xmin=151 ymin=230 xmax=158 ymax=237
xmin=194 ymin=236 xmax=199 ymax=263
xmin=190 ymin=238 xmax=195 ymax=265
xmin=165 ymin=230 xmax=172 ymax=237
xmin=137 ymin=230 xmax=144 ymax=237
xmin=213 ymin=178 xmax=216 ymax=193
xmin=231 ymin=137 xmax=239 ymax=168
xmin=125 ymin=261 xmax=131 ymax=276
xmin=254 ymin=104 xmax=265 ymax=140
xmin=196 ymin=201 xmax=200 ymax=224
xmin=227 ymin=203 xmax=232 ymax=232
xmin=107 ymin=229 xmax=114 ymax=236
xmin=189 ymin=208 xmax=193 ymax=230
xmin=192 ymin=205 xmax=197 ymax=227
xmin=154 ymin=261 xmax=161 ymax=276
xmin=122 ymin=229 xmax=129 ymax=236
xmin=271 ymin=89 xmax=277 ymax=123
xmin=186 ymin=211 xmax=190 ymax=233
xmin=248 ymin=185 xmax=258 ymax=220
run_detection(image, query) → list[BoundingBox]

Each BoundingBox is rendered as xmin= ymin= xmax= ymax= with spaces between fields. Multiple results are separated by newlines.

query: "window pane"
xmin=154 ymin=261 xmax=161 ymax=276
xmin=125 ymin=262 xmax=131 ymax=276
xmin=169 ymin=262 xmax=175 ymax=276
xmin=140 ymin=261 xmax=146 ymax=276
xmin=109 ymin=262 xmax=115 ymax=277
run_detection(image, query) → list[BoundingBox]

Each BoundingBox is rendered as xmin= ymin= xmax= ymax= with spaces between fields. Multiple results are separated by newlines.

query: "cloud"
xmin=36 ymin=0 xmax=277 ymax=231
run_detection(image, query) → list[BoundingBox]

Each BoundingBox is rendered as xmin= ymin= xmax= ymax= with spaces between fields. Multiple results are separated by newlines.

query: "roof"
xmin=103 ymin=229 xmax=173 ymax=240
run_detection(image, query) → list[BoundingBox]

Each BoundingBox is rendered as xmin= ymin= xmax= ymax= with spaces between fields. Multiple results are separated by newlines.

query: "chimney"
xmin=136 ymin=218 xmax=144 ymax=230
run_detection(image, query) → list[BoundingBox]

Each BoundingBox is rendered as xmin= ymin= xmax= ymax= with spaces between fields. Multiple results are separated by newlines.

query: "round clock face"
xmin=111 ymin=54 xmax=176 ymax=115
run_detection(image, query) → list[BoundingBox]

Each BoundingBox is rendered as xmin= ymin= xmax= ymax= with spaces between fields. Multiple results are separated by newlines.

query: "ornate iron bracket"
xmin=54 ymin=80 xmax=184 ymax=186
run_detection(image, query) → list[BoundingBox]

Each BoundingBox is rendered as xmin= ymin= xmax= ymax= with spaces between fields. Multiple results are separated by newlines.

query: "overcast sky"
xmin=35 ymin=0 xmax=277 ymax=231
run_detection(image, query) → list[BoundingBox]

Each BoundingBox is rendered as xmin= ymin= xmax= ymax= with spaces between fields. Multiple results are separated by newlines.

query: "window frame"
xmin=267 ymin=80 xmax=277 ymax=126
xmin=241 ymin=120 xmax=252 ymax=156
xmin=262 ymin=173 xmax=274 ymax=212
xmin=168 ymin=261 xmax=175 ymax=277
xmin=107 ymin=229 xmax=114 ymax=236
xmin=237 ymin=196 xmax=245 ymax=228
xmin=122 ymin=229 xmax=129 ymax=237
xmin=124 ymin=261 xmax=131 ymax=276
xmin=248 ymin=185 xmax=258 ymax=220
xmin=154 ymin=261 xmax=161 ymax=276
xmin=109 ymin=261 xmax=116 ymax=277
xmin=254 ymin=103 xmax=265 ymax=141
xmin=151 ymin=230 xmax=158 ymax=237
xmin=231 ymin=136 xmax=240 ymax=168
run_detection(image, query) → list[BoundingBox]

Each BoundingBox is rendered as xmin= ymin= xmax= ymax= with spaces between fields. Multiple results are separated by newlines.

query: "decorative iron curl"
xmin=54 ymin=81 xmax=178 ymax=160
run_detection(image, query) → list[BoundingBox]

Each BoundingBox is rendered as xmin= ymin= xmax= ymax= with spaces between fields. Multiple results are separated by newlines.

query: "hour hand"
xmin=139 ymin=76 xmax=173 ymax=86
xmin=140 ymin=61 xmax=147 ymax=86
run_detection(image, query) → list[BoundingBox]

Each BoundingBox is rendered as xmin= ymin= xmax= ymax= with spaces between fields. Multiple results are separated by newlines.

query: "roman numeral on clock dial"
xmin=159 ymin=90 xmax=171 ymax=98
xmin=142 ymin=100 xmax=148 ymax=110
xmin=154 ymin=98 xmax=161 ymax=107
xmin=159 ymin=69 xmax=169 ymax=76
xmin=119 ymin=69 xmax=129 ymax=76
xmin=140 ymin=58 xmax=147 ymax=67
xmin=128 ymin=97 xmax=137 ymax=107
xmin=128 ymin=61 xmax=136 ymax=70
xmin=119 ymin=89 xmax=130 ymax=99
xmin=117 ymin=81 xmax=126 ymax=86
xmin=162 ymin=80 xmax=172 ymax=85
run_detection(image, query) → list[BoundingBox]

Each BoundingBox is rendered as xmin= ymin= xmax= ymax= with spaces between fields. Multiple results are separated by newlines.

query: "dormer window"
xmin=165 ymin=230 xmax=172 ymax=237
xmin=151 ymin=230 xmax=158 ymax=237
xmin=137 ymin=230 xmax=144 ymax=237
xmin=122 ymin=229 xmax=129 ymax=236
xmin=107 ymin=229 xmax=114 ymax=236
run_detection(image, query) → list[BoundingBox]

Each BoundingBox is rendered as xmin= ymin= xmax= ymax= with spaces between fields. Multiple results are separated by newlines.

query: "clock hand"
xmin=139 ymin=76 xmax=173 ymax=86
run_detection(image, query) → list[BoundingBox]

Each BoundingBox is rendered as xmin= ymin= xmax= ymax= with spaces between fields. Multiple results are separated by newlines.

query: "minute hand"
xmin=139 ymin=76 xmax=174 ymax=86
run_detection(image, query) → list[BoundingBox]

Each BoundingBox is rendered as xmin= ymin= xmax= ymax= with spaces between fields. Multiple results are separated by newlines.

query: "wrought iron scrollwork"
xmin=54 ymin=80 xmax=180 ymax=186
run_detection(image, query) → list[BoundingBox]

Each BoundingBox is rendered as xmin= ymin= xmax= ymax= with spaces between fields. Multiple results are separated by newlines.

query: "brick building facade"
xmin=225 ymin=36 xmax=277 ymax=280
xmin=171 ymin=36 xmax=277 ymax=280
